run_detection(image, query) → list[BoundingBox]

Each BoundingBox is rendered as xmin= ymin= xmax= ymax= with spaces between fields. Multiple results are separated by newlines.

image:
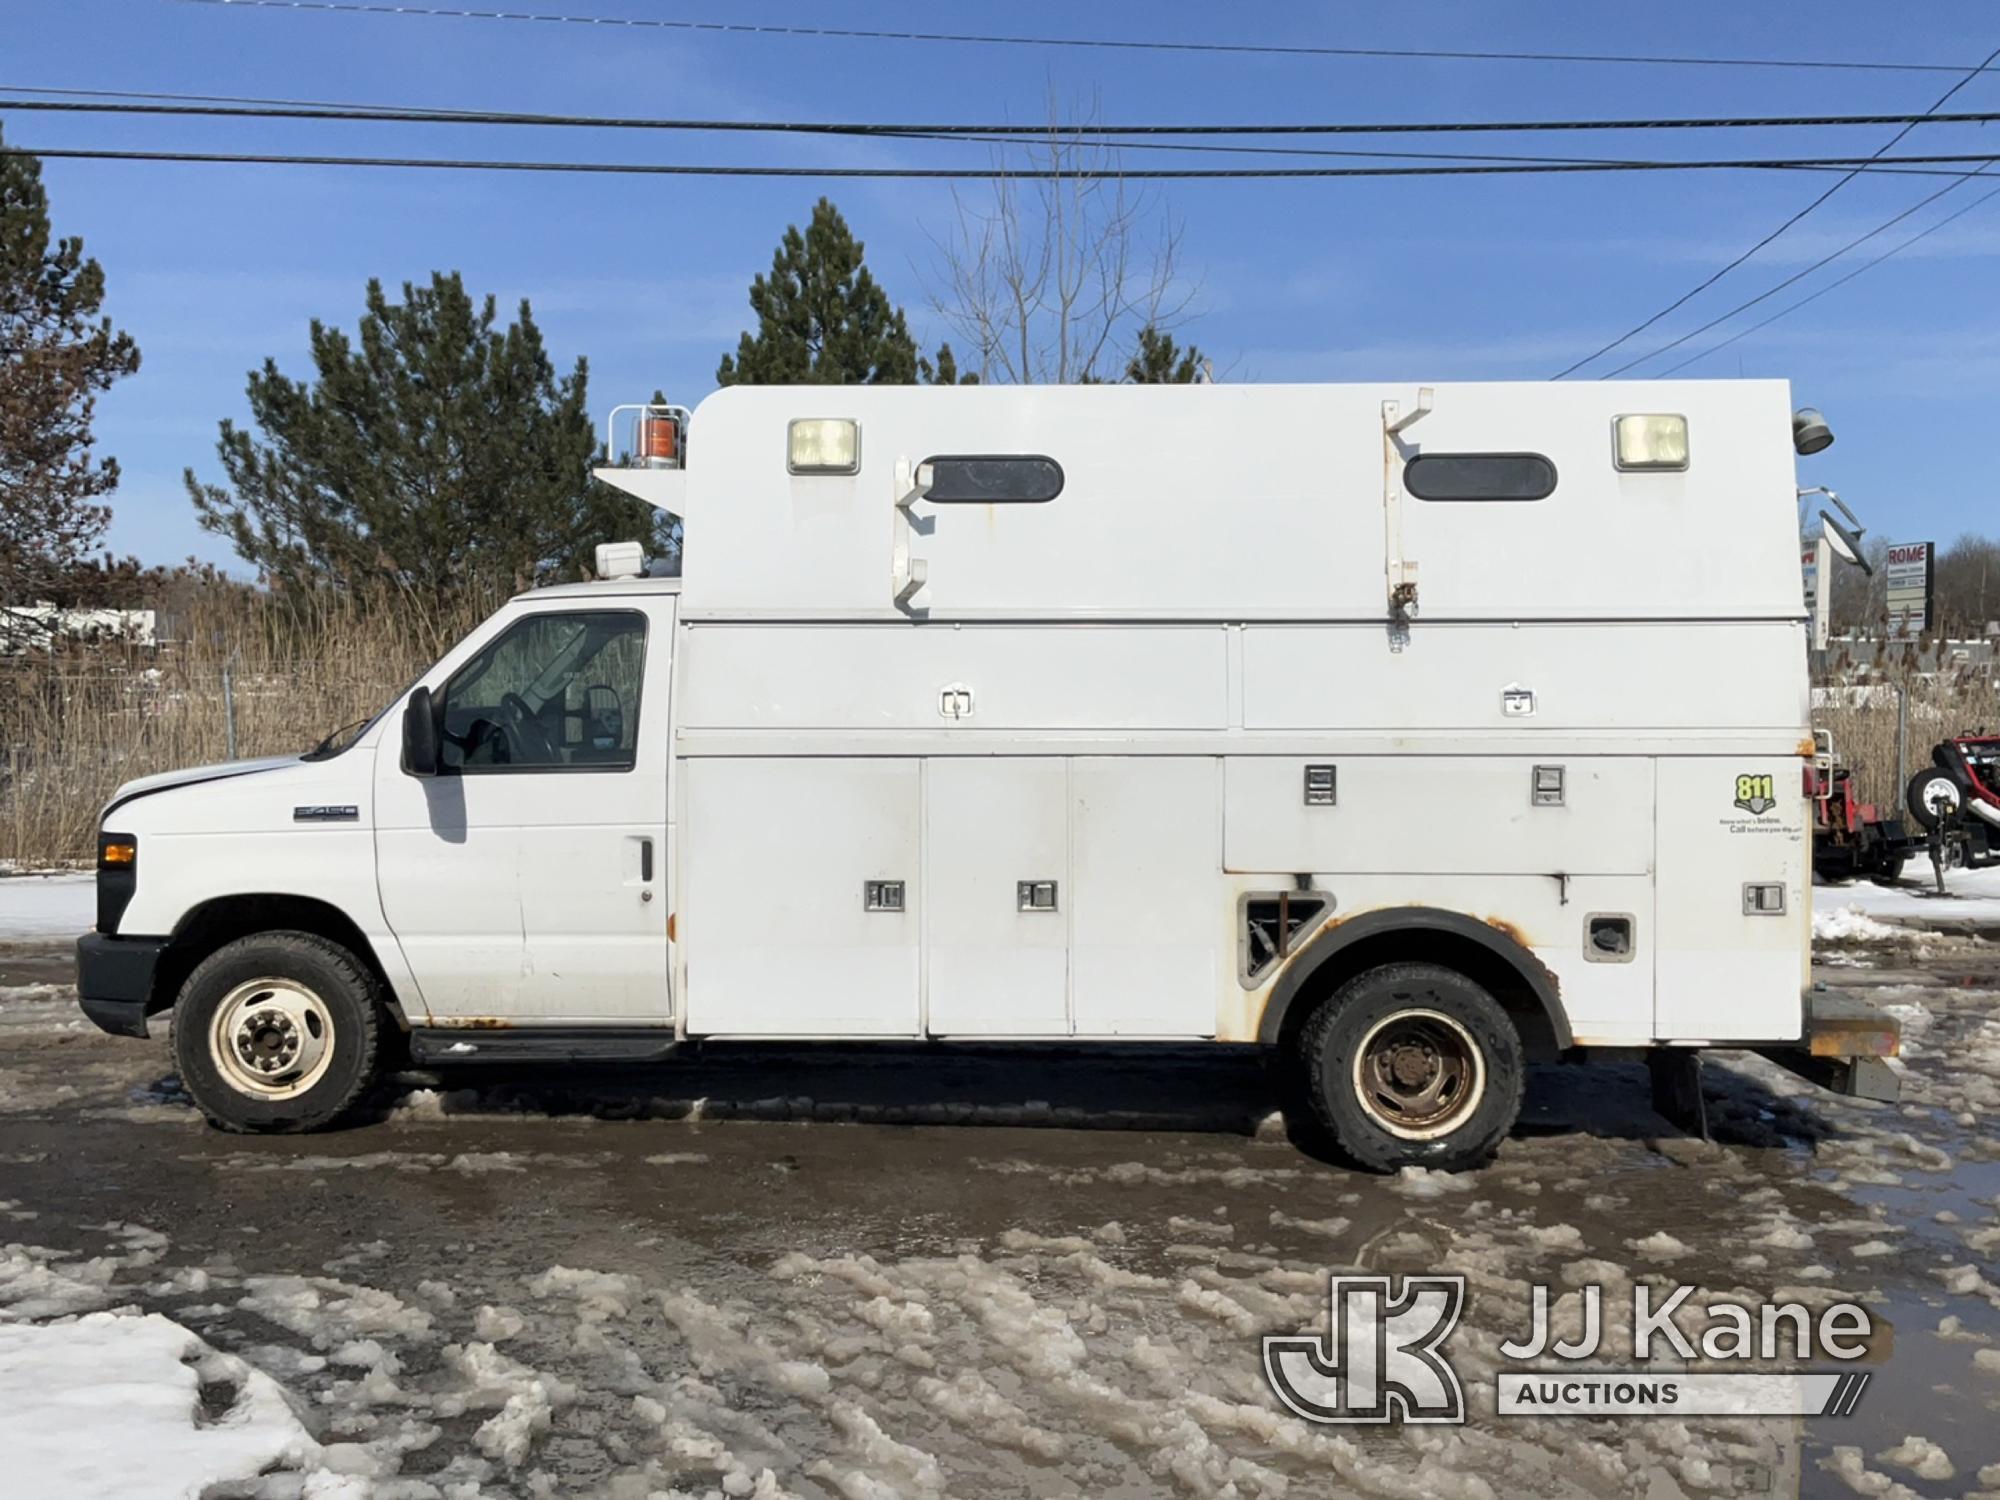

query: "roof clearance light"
xmin=1613 ymin=413 xmax=1689 ymax=472
xmin=788 ymin=418 xmax=860 ymax=475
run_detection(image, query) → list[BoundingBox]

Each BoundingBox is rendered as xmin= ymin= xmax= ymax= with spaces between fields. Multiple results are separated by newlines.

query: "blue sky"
xmin=8 ymin=1 xmax=1999 ymax=570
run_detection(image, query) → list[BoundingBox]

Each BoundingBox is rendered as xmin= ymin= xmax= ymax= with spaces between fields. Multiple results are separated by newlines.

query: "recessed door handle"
xmin=640 ymin=837 xmax=654 ymax=882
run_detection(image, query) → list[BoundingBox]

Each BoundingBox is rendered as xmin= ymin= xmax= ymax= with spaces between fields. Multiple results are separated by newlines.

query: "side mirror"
xmin=402 ymin=686 xmax=441 ymax=777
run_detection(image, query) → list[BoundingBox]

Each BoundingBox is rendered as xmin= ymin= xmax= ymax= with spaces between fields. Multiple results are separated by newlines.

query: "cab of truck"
xmin=76 ymin=556 xmax=682 ymax=1132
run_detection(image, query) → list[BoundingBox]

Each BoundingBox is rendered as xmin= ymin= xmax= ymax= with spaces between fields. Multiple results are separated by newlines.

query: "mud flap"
xmin=1647 ymin=1050 xmax=1709 ymax=1140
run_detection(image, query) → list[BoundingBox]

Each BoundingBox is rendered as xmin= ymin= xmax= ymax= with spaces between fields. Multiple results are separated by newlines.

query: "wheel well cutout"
xmin=1277 ymin=928 xmax=1560 ymax=1061
xmin=155 ymin=896 xmax=402 ymax=1025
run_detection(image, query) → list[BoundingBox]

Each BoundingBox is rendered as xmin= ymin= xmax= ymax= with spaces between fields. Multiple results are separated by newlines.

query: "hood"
xmin=103 ymin=754 xmax=302 ymax=818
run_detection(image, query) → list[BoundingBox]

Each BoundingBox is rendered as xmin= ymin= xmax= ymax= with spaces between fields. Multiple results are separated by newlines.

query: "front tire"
xmin=171 ymin=932 xmax=383 ymax=1133
xmin=1295 ymin=963 xmax=1524 ymax=1173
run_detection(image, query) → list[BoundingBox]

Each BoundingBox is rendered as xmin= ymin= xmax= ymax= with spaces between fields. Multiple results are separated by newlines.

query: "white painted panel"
xmin=1653 ymin=757 xmax=1808 ymax=1041
xmin=925 ymin=759 xmax=1070 ymax=1035
xmin=1224 ymin=757 xmax=1653 ymax=875
xmin=680 ymin=624 xmax=1227 ymax=731
xmin=683 ymin=758 xmax=920 ymax=1036
xmin=1243 ymin=621 xmax=1807 ymax=732
xmin=676 ymin=380 xmax=1806 ymax=623
xmin=1071 ymin=758 xmax=1223 ymax=1036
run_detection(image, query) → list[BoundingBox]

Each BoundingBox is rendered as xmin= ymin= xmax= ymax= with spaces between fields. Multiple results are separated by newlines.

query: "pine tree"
xmin=0 ymin=124 xmax=141 ymax=645
xmin=187 ymin=273 xmax=668 ymax=609
xmin=1122 ymin=325 xmax=1206 ymax=384
xmin=719 ymin=199 xmax=960 ymax=385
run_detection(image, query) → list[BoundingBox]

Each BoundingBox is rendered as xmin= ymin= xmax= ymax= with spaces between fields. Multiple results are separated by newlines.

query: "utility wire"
xmin=1596 ymin=162 xmax=2000 ymax=377
xmin=11 ymin=93 xmax=2000 ymax=138
xmin=1553 ymin=41 xmax=2000 ymax=378
xmin=9 ymin=146 xmax=1998 ymax=180
xmin=165 ymin=0 xmax=1973 ymax=76
xmin=1657 ymin=169 xmax=2000 ymax=374
xmin=6 ymin=95 xmax=1991 ymax=174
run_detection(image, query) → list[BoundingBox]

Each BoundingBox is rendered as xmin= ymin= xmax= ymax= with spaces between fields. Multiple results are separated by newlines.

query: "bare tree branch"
xmin=922 ymin=92 xmax=1199 ymax=384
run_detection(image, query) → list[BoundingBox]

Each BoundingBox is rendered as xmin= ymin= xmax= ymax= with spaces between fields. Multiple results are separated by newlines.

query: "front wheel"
xmin=1295 ymin=963 xmax=1524 ymax=1173
xmin=171 ymin=932 xmax=384 ymax=1133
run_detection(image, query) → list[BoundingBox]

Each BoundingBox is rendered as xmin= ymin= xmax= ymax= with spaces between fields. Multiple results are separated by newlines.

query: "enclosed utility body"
xmin=77 ymin=381 xmax=1897 ymax=1167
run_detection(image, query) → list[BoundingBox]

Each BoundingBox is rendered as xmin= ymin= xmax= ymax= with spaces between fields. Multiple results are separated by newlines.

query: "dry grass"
xmin=0 ymin=586 xmax=487 ymax=867
xmin=1813 ymin=639 xmax=2000 ymax=814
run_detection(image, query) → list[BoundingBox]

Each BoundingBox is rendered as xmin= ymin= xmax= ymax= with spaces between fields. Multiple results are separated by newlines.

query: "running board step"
xmin=408 ymin=1027 xmax=680 ymax=1066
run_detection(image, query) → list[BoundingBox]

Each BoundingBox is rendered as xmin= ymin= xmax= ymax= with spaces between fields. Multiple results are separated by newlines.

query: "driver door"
xmin=373 ymin=600 xmax=672 ymax=1024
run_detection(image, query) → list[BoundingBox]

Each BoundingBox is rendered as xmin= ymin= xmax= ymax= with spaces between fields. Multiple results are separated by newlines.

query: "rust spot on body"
xmin=429 ymin=1016 xmax=514 ymax=1030
xmin=1482 ymin=916 xmax=1534 ymax=949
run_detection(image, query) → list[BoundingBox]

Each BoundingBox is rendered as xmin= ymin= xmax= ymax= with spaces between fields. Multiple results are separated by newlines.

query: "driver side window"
xmin=438 ymin=610 xmax=647 ymax=774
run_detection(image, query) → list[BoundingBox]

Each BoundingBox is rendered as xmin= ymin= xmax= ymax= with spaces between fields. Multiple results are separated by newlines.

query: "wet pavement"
xmin=2 ymin=934 xmax=1998 ymax=1498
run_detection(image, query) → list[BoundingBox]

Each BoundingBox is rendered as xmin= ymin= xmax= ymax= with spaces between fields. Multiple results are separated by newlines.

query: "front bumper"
xmin=75 ymin=932 xmax=168 ymax=1039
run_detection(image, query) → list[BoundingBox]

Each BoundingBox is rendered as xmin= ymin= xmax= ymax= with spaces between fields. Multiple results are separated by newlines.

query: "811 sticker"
xmin=1733 ymin=773 xmax=1777 ymax=816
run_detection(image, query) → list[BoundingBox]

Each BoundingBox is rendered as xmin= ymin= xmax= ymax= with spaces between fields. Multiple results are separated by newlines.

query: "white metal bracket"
xmin=892 ymin=457 xmax=934 ymax=615
xmin=1381 ymin=387 xmax=1432 ymax=653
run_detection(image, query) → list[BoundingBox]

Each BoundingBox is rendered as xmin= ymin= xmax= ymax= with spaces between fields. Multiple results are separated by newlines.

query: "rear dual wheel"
xmin=1293 ymin=963 xmax=1525 ymax=1173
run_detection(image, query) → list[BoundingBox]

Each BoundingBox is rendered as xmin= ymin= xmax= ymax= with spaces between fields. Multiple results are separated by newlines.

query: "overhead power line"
xmin=165 ymin=0 xmax=1975 ymax=76
xmin=1658 ymin=170 xmax=2000 ymax=374
xmin=11 ymin=93 xmax=2000 ymax=138
xmin=9 ymin=146 xmax=1999 ymax=181
xmin=1554 ymin=41 xmax=2000 ymax=378
xmin=1597 ymin=163 xmax=2000 ymax=377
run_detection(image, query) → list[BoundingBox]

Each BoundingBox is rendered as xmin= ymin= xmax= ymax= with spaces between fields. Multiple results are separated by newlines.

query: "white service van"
xmin=76 ymin=381 xmax=1898 ymax=1169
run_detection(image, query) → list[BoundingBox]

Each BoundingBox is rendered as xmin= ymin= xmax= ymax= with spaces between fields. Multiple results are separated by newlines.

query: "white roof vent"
xmin=595 ymin=541 xmax=646 ymax=580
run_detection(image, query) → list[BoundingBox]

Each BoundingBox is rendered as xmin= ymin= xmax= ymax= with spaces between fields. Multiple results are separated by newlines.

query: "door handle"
xmin=640 ymin=837 xmax=654 ymax=882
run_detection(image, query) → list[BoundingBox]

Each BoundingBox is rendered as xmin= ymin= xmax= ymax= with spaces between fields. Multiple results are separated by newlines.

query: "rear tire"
xmin=170 ymin=931 xmax=383 ymax=1133
xmin=1295 ymin=963 xmax=1524 ymax=1173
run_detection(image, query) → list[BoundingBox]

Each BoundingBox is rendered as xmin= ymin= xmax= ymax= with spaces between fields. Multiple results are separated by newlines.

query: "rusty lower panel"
xmin=424 ymin=1015 xmax=516 ymax=1030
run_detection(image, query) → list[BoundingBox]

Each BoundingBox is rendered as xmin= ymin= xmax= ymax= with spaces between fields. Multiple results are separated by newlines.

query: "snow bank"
xmin=1812 ymin=905 xmax=1903 ymax=943
xmin=0 ymin=1312 xmax=325 ymax=1499
xmin=1816 ymin=866 xmax=2000 ymax=926
xmin=0 ymin=873 xmax=93 ymax=940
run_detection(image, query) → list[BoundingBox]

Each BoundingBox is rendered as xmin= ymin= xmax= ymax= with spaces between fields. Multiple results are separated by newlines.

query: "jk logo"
xmin=1262 ymin=1275 xmax=1466 ymax=1425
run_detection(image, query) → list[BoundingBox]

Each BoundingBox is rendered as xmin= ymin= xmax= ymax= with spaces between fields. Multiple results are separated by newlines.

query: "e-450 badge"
xmin=1733 ymin=773 xmax=1777 ymax=816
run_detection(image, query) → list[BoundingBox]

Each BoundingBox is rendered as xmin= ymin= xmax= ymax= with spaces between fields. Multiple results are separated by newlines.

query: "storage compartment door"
xmin=925 ymin=758 xmax=1070 ymax=1036
xmin=1071 ymin=757 xmax=1223 ymax=1037
xmin=683 ymin=758 xmax=920 ymax=1036
xmin=1653 ymin=757 xmax=1809 ymax=1042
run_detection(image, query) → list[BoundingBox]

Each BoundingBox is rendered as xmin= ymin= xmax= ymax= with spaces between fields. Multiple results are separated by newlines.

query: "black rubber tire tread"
xmin=170 ymin=931 xmax=383 ymax=1134
xmin=1907 ymin=767 xmax=1967 ymax=831
xmin=1296 ymin=961 xmax=1524 ymax=1174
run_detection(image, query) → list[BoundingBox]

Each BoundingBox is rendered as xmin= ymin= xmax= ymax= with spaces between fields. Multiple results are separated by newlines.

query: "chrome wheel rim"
xmin=1352 ymin=1009 xmax=1487 ymax=1141
xmin=1919 ymin=776 xmax=1962 ymax=819
xmin=208 ymin=977 xmax=335 ymax=1099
